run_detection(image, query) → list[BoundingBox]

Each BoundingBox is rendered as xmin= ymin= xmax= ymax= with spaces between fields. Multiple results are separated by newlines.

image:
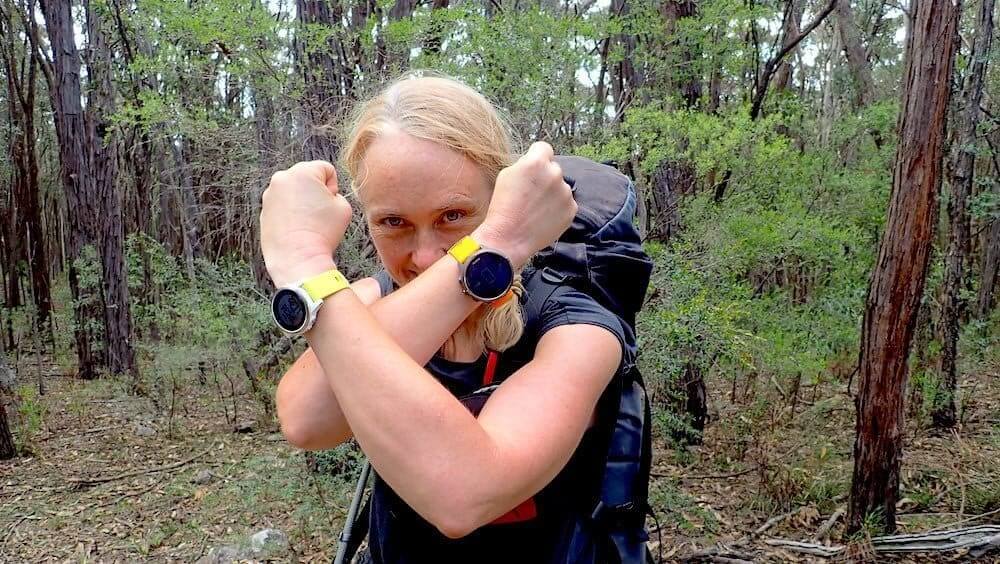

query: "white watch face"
xmin=272 ymin=288 xmax=308 ymax=333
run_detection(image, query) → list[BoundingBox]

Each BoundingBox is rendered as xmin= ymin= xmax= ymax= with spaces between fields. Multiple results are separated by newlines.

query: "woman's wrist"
xmin=471 ymin=223 xmax=530 ymax=270
xmin=269 ymin=256 xmax=337 ymax=289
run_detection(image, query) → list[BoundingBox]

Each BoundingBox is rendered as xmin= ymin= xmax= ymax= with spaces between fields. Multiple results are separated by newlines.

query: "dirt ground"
xmin=2 ymin=354 xmax=999 ymax=562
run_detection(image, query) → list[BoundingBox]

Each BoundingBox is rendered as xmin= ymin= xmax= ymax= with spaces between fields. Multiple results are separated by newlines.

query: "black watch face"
xmin=465 ymin=251 xmax=514 ymax=301
xmin=272 ymin=289 xmax=307 ymax=332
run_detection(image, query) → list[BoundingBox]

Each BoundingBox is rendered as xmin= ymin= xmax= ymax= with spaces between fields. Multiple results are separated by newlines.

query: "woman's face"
xmin=358 ymin=128 xmax=493 ymax=286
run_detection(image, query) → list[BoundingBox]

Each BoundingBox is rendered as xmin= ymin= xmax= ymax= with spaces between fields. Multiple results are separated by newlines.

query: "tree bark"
xmin=932 ymin=0 xmax=994 ymax=429
xmin=0 ymin=335 xmax=15 ymax=459
xmin=835 ymin=0 xmax=875 ymax=109
xmin=296 ymin=0 xmax=344 ymax=161
xmin=610 ymin=0 xmax=642 ymax=123
xmin=39 ymin=0 xmax=101 ymax=380
xmin=774 ymin=0 xmax=804 ymax=93
xmin=83 ymin=0 xmax=137 ymax=381
xmin=0 ymin=1 xmax=52 ymax=338
xmin=848 ymin=0 xmax=961 ymax=535
xmin=978 ymin=211 xmax=1000 ymax=318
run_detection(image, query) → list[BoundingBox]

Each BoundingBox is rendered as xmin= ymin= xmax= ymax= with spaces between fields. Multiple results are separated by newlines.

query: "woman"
xmin=262 ymin=74 xmax=636 ymax=563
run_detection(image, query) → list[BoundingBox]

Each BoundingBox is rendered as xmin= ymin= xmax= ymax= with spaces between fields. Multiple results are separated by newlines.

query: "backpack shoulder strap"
xmin=588 ymin=366 xmax=652 ymax=563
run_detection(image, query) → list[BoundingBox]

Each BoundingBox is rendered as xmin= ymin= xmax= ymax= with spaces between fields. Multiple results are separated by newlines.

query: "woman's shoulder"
xmin=519 ymin=268 xmax=637 ymax=370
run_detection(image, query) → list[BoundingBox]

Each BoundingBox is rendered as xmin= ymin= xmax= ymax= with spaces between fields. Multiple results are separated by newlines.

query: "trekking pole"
xmin=334 ymin=460 xmax=372 ymax=564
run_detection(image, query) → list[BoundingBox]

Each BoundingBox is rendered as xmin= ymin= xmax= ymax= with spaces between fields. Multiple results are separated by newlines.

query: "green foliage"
xmin=71 ymin=245 xmax=106 ymax=339
xmin=638 ymin=241 xmax=756 ymax=444
xmin=649 ymin=479 xmax=720 ymax=534
xmin=582 ymin=95 xmax=896 ymax=449
xmin=309 ymin=442 xmax=368 ymax=485
xmin=124 ymin=236 xmax=271 ymax=397
xmin=12 ymin=384 xmax=47 ymax=454
xmin=851 ymin=506 xmax=889 ymax=540
xmin=420 ymin=5 xmax=602 ymax=147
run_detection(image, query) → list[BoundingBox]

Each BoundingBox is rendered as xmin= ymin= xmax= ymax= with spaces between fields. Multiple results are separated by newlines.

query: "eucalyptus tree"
xmin=933 ymin=0 xmax=995 ymax=429
xmin=38 ymin=0 xmax=102 ymax=380
xmin=849 ymin=0 xmax=961 ymax=534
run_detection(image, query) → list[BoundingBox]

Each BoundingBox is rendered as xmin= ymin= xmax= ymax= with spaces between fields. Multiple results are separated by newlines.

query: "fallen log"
xmin=766 ymin=525 xmax=1000 ymax=558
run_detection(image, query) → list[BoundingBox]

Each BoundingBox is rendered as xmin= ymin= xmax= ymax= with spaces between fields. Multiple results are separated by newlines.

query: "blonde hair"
xmin=341 ymin=72 xmax=525 ymax=352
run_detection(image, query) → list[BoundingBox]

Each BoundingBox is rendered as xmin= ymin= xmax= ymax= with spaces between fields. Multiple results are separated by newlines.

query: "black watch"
xmin=447 ymin=236 xmax=515 ymax=302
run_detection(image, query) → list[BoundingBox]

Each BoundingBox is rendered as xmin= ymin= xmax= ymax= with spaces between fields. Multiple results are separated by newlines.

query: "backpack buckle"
xmin=540 ymin=267 xmax=568 ymax=284
xmin=590 ymin=500 xmax=639 ymax=527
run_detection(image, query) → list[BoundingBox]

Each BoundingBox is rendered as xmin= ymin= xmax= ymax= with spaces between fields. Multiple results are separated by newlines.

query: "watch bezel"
xmin=271 ymin=285 xmax=323 ymax=337
xmin=458 ymin=248 xmax=515 ymax=302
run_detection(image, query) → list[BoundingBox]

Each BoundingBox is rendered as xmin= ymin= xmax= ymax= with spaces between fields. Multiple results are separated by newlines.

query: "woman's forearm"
xmin=277 ymin=254 xmax=482 ymax=449
xmin=276 ymin=348 xmax=353 ymax=449
xmin=305 ymin=255 xmax=505 ymax=537
xmin=366 ymin=258 xmax=481 ymax=365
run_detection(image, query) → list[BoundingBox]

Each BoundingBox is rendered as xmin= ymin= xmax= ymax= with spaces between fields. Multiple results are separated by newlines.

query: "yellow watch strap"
xmin=447 ymin=235 xmax=481 ymax=264
xmin=300 ymin=269 xmax=350 ymax=302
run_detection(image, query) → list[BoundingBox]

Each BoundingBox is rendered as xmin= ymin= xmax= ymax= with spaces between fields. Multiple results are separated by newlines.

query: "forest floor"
xmin=1 ymin=352 xmax=999 ymax=563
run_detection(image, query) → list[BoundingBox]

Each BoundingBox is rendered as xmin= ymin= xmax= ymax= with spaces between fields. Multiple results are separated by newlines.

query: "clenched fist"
xmin=260 ymin=160 xmax=351 ymax=288
xmin=472 ymin=142 xmax=576 ymax=269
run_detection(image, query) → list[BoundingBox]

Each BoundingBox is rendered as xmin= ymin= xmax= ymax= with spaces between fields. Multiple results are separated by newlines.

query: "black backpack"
xmin=524 ymin=156 xmax=654 ymax=564
xmin=342 ymin=156 xmax=654 ymax=564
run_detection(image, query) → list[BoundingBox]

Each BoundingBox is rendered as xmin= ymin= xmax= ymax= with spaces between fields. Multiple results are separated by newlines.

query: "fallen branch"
xmin=71 ymin=480 xmax=161 ymax=515
xmin=69 ymin=443 xmax=216 ymax=487
xmin=0 ymin=514 xmax=41 ymax=547
xmin=755 ymin=506 xmax=805 ymax=536
xmin=971 ymin=534 xmax=1000 ymax=558
xmin=767 ymin=525 xmax=1000 ymax=558
xmin=677 ymin=541 xmax=754 ymax=563
xmin=764 ymin=538 xmax=843 ymax=557
xmin=652 ymin=468 xmax=754 ymax=481
xmin=813 ymin=507 xmax=845 ymax=542
xmin=927 ymin=505 xmax=1000 ymax=532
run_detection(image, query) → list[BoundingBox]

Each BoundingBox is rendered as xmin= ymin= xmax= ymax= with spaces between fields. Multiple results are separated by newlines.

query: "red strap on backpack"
xmin=483 ymin=350 xmax=499 ymax=385
xmin=482 ymin=350 xmax=538 ymax=525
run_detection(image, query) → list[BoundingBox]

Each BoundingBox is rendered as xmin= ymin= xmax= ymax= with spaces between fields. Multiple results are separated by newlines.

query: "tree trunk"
xmin=423 ymin=0 xmax=451 ymax=55
xmin=252 ymin=86 xmax=277 ymax=296
xmin=39 ymin=0 xmax=101 ymax=380
xmin=932 ymin=0 xmax=994 ymax=429
xmin=0 ymin=338 xmax=15 ymax=459
xmin=0 ymin=4 xmax=52 ymax=337
xmin=296 ymin=0 xmax=343 ymax=161
xmin=610 ymin=0 xmax=642 ymax=123
xmin=819 ymin=24 xmax=839 ymax=146
xmin=835 ymin=0 xmax=875 ymax=109
xmin=171 ymin=139 xmax=201 ymax=280
xmin=848 ymin=0 xmax=961 ymax=535
xmin=774 ymin=0 xmax=804 ymax=93
xmin=661 ymin=0 xmax=701 ymax=108
xmin=749 ymin=0 xmax=836 ymax=121
xmin=673 ymin=360 xmax=706 ymax=445
xmin=84 ymin=0 xmax=137 ymax=382
xmin=978 ymin=212 xmax=1000 ymax=318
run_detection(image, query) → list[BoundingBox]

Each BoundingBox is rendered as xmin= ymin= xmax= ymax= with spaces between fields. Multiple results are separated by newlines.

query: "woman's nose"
xmin=411 ymin=241 xmax=447 ymax=272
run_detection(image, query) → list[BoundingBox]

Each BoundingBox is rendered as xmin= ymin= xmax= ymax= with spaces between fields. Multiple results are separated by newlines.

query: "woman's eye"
xmin=443 ymin=210 xmax=465 ymax=222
